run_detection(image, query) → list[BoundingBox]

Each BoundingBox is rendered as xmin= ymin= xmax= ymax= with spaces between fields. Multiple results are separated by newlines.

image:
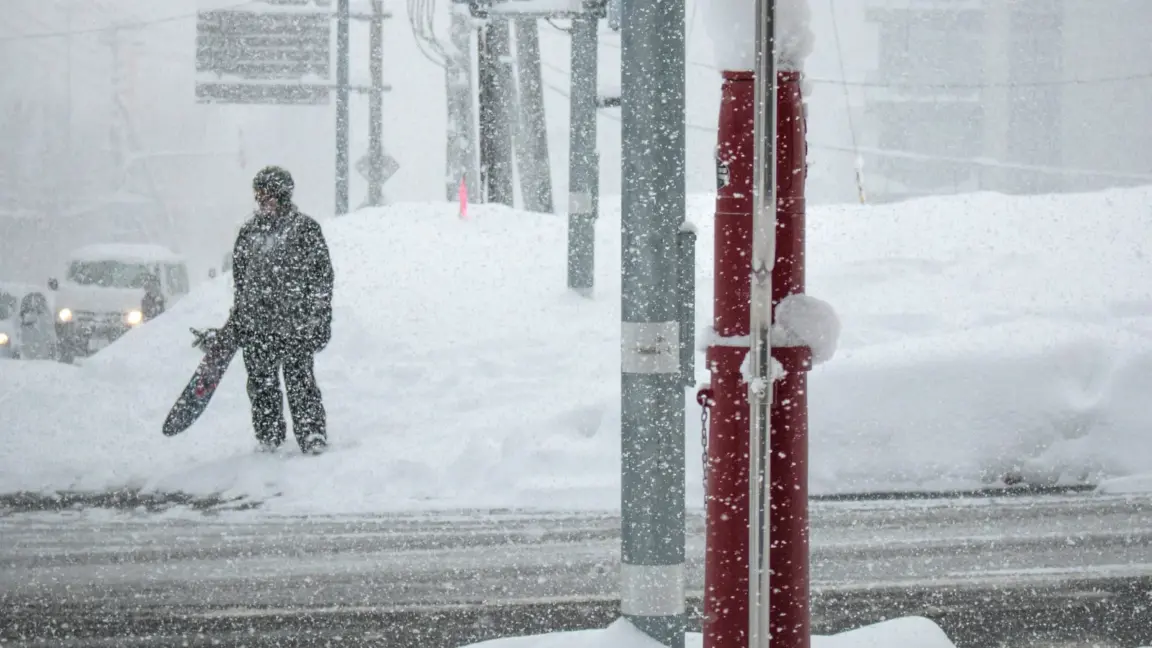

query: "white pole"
xmin=748 ymin=0 xmax=777 ymax=647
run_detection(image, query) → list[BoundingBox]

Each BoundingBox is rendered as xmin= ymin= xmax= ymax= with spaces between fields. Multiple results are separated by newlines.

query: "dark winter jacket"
xmin=142 ymin=283 xmax=165 ymax=320
xmin=226 ymin=204 xmax=334 ymax=353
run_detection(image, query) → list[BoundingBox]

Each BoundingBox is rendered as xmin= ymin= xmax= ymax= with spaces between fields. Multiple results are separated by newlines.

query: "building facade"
xmin=861 ymin=0 xmax=1152 ymax=202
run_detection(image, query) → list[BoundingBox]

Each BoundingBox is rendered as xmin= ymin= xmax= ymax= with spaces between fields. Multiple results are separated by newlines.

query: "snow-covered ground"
xmin=3 ymin=186 xmax=1152 ymax=513
xmin=460 ymin=617 xmax=957 ymax=648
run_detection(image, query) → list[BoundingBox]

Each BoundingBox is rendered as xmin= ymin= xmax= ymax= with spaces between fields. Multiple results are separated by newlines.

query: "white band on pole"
xmin=569 ymin=191 xmax=593 ymax=214
xmin=620 ymin=563 xmax=686 ymax=617
xmin=621 ymin=321 xmax=681 ymax=374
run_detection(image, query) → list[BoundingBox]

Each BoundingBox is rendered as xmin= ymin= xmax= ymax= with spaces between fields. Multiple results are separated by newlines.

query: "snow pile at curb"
xmin=3 ymin=186 xmax=1152 ymax=512
xmin=460 ymin=617 xmax=957 ymax=648
xmin=1 ymin=203 xmax=624 ymax=512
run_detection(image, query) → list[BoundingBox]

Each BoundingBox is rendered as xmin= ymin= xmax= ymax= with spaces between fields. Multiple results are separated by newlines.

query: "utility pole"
xmin=513 ymin=19 xmax=554 ymax=213
xmin=703 ymin=2 xmax=813 ymax=648
xmin=336 ymin=0 xmax=351 ymax=215
xmin=478 ymin=19 xmax=515 ymax=206
xmin=64 ymin=0 xmax=74 ymax=214
xmin=106 ymin=26 xmax=170 ymax=243
xmin=366 ymin=0 xmax=386 ymax=207
xmin=567 ymin=11 xmax=598 ymax=294
xmin=619 ymin=0 xmax=687 ymax=646
xmin=446 ymin=3 xmax=479 ymax=201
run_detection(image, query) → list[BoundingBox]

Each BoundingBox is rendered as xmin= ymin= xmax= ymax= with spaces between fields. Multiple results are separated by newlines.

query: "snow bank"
xmin=705 ymin=0 xmax=814 ymax=71
xmin=1096 ymin=473 xmax=1152 ymax=495
xmin=0 ymin=203 xmax=624 ymax=513
xmin=461 ymin=617 xmax=956 ymax=648
xmin=4 ymin=186 xmax=1152 ymax=511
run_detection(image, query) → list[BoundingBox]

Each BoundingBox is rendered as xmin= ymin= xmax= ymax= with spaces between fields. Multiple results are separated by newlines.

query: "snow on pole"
xmin=776 ymin=0 xmax=815 ymax=72
xmin=705 ymin=0 xmax=812 ymax=72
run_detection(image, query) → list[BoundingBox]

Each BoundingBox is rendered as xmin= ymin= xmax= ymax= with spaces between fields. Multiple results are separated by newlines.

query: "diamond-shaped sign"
xmin=356 ymin=151 xmax=400 ymax=185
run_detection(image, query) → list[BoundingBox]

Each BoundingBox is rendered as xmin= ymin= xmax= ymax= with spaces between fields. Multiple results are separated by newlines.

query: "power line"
xmin=587 ymin=38 xmax=1152 ymax=89
xmin=406 ymin=0 xmax=449 ymax=67
xmin=538 ymin=67 xmax=1151 ymax=183
xmin=808 ymin=72 xmax=1152 ymax=89
xmin=545 ymin=18 xmax=571 ymax=34
xmin=815 ymin=143 xmax=1152 ymax=182
xmin=827 ymin=0 xmax=865 ymax=203
xmin=0 ymin=2 xmax=257 ymax=43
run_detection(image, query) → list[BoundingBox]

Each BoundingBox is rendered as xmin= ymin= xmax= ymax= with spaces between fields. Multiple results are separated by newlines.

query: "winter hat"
xmin=253 ymin=165 xmax=295 ymax=202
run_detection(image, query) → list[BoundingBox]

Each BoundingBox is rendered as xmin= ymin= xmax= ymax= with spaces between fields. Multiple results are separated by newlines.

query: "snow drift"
xmin=3 ymin=186 xmax=1152 ymax=512
xmin=460 ymin=616 xmax=957 ymax=648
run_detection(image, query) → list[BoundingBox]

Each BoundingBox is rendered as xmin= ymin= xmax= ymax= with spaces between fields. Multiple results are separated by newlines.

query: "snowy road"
xmin=3 ymin=494 xmax=1151 ymax=647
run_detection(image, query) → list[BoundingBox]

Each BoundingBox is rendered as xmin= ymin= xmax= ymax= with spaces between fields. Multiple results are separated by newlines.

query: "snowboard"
xmin=162 ymin=327 xmax=240 ymax=437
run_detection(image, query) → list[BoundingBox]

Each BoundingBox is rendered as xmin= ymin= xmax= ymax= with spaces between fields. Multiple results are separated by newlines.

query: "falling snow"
xmin=2 ymin=0 xmax=1152 ymax=645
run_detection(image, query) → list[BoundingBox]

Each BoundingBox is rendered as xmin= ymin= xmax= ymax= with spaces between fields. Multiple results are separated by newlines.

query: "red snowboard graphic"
xmin=162 ymin=328 xmax=239 ymax=437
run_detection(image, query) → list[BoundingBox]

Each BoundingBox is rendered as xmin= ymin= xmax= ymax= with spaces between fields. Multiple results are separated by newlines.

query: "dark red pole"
xmin=702 ymin=70 xmax=755 ymax=648
xmin=769 ymin=70 xmax=811 ymax=648
xmin=702 ymin=69 xmax=810 ymax=648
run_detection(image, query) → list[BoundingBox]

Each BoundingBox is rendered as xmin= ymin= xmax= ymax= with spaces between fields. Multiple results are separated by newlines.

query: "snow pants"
xmin=242 ymin=344 xmax=327 ymax=450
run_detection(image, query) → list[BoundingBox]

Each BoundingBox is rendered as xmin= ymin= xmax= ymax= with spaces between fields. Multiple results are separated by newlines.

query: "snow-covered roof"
xmin=68 ymin=243 xmax=185 ymax=265
xmin=60 ymin=190 xmax=154 ymax=218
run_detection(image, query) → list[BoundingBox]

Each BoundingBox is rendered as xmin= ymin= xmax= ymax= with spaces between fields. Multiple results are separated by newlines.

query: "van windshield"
xmin=68 ymin=261 xmax=154 ymax=289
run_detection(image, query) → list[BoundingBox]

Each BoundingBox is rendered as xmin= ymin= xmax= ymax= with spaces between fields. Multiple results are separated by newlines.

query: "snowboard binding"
xmin=190 ymin=328 xmax=217 ymax=352
xmin=191 ymin=327 xmax=233 ymax=354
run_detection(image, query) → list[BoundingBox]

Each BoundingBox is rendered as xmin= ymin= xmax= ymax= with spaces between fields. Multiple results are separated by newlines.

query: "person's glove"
xmin=296 ymin=318 xmax=331 ymax=353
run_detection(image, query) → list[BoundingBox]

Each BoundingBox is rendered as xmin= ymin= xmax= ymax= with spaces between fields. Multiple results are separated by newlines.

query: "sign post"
xmin=195 ymin=0 xmax=395 ymax=213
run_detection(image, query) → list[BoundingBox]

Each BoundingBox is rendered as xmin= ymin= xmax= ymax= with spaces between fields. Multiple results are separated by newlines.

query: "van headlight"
xmin=125 ymin=309 xmax=144 ymax=326
xmin=58 ymin=308 xmax=73 ymax=323
xmin=0 ymin=332 xmax=9 ymax=346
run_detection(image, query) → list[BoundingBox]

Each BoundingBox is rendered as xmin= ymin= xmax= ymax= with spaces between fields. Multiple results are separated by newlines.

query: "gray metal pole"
xmin=478 ymin=19 xmax=515 ymax=206
xmin=336 ymin=0 xmax=351 ymax=215
xmin=620 ymin=0 xmax=686 ymax=644
xmin=446 ymin=3 xmax=479 ymax=201
xmin=749 ymin=1 xmax=776 ymax=648
xmin=513 ymin=18 xmax=554 ymax=213
xmin=367 ymin=0 xmax=385 ymax=207
xmin=567 ymin=11 xmax=597 ymax=296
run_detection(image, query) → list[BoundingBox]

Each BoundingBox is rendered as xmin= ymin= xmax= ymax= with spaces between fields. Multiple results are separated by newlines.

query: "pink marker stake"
xmin=458 ymin=177 xmax=469 ymax=220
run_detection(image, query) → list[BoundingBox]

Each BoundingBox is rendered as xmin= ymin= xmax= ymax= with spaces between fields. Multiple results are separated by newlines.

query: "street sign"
xmin=197 ymin=10 xmax=331 ymax=79
xmin=195 ymin=6 xmax=332 ymax=105
xmin=196 ymin=82 xmax=331 ymax=105
xmin=355 ymin=151 xmax=400 ymax=184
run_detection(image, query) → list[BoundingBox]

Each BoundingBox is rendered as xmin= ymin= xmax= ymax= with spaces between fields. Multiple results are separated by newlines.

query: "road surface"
xmin=2 ymin=492 xmax=1151 ymax=647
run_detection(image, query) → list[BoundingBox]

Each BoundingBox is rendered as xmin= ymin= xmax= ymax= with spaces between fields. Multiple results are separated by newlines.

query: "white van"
xmin=49 ymin=243 xmax=190 ymax=362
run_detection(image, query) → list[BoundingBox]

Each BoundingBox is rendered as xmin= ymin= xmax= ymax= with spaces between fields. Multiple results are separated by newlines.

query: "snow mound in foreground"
xmin=4 ymin=186 xmax=1152 ymax=512
xmin=462 ymin=617 xmax=956 ymax=648
xmin=1 ymin=203 xmax=624 ymax=512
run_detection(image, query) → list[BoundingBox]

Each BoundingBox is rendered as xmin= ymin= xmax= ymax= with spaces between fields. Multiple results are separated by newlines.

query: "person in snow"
xmin=220 ymin=165 xmax=334 ymax=455
xmin=142 ymin=273 xmax=165 ymax=321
